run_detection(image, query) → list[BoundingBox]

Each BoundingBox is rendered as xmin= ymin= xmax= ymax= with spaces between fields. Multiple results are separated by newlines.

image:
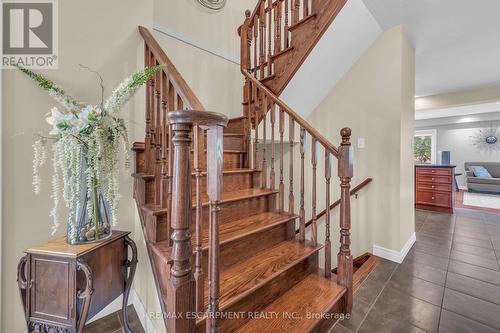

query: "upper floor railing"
xmin=240 ymin=0 xmax=313 ymax=81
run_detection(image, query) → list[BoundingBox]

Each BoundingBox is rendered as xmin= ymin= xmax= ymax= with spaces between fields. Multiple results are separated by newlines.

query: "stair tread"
xmin=207 ymin=239 xmax=321 ymax=311
xmin=201 ymin=212 xmax=296 ymax=249
xmin=150 ymin=211 xmax=296 ymax=260
xmin=235 ymin=273 xmax=346 ymax=333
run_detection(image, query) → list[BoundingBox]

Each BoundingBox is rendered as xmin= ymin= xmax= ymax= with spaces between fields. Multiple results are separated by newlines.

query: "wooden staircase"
xmin=240 ymin=0 xmax=348 ymax=95
xmin=134 ymin=0 xmax=355 ymax=327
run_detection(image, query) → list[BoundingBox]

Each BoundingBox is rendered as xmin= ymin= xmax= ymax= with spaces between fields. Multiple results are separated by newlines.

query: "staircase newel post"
xmin=167 ymin=114 xmax=196 ymax=333
xmin=337 ymin=127 xmax=353 ymax=314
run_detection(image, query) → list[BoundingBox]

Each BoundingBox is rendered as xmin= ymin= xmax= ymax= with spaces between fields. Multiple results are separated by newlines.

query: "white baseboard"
xmin=373 ymin=232 xmax=416 ymax=264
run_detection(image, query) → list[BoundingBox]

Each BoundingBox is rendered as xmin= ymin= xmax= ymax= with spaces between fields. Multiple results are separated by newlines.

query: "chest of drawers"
xmin=415 ymin=165 xmax=456 ymax=213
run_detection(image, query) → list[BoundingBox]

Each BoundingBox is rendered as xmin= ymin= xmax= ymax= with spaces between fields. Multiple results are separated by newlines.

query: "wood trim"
xmin=298 ymin=178 xmax=373 ymax=233
xmin=138 ymin=26 xmax=205 ymax=111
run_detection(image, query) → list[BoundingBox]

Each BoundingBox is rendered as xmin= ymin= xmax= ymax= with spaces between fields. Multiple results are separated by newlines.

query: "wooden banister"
xmin=241 ymin=69 xmax=339 ymax=157
xmin=299 ymin=177 xmax=373 ymax=232
xmin=139 ymin=26 xmax=205 ymax=111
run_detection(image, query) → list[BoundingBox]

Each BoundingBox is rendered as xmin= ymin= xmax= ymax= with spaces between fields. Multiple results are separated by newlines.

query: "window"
xmin=414 ymin=129 xmax=437 ymax=164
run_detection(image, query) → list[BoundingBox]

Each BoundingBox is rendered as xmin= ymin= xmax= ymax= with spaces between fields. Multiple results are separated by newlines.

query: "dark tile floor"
xmin=331 ymin=208 xmax=500 ymax=333
xmin=84 ymin=305 xmax=146 ymax=333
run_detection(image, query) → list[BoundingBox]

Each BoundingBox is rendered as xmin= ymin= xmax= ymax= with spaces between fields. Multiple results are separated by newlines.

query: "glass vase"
xmin=66 ymin=158 xmax=112 ymax=244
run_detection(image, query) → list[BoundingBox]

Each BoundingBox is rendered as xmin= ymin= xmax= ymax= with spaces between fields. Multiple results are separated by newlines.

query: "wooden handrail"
xmin=138 ymin=26 xmax=205 ymax=111
xmin=298 ymin=178 xmax=373 ymax=233
xmin=242 ymin=69 xmax=339 ymax=157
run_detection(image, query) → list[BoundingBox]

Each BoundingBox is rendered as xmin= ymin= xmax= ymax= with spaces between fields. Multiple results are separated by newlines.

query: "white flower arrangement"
xmin=18 ymin=64 xmax=164 ymax=242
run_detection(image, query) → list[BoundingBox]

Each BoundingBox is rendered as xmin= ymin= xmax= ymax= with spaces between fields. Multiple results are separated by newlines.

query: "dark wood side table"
xmin=17 ymin=231 xmax=138 ymax=333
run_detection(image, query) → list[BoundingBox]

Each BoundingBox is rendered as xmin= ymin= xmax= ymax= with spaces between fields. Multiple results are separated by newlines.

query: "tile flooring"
xmin=84 ymin=305 xmax=146 ymax=333
xmin=331 ymin=208 xmax=500 ymax=333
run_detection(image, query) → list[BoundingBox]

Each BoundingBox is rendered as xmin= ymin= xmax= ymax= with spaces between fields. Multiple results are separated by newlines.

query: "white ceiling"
xmin=363 ymin=0 xmax=500 ymax=97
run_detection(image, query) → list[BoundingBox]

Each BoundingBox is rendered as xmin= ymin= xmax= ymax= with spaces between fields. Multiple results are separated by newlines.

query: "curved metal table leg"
xmin=122 ymin=235 xmax=138 ymax=333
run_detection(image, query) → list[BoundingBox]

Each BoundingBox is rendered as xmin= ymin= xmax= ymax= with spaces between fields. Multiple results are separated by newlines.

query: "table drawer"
xmin=416 ymin=168 xmax=452 ymax=176
xmin=416 ymin=174 xmax=452 ymax=184
xmin=416 ymin=190 xmax=451 ymax=207
xmin=416 ymin=182 xmax=452 ymax=192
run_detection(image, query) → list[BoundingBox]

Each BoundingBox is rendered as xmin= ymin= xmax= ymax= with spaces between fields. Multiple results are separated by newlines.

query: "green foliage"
xmin=414 ymin=136 xmax=432 ymax=163
xmin=16 ymin=65 xmax=81 ymax=111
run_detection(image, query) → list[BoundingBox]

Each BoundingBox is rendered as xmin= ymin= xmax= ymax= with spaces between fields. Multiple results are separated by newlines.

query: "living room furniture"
xmin=17 ymin=230 xmax=137 ymax=333
xmin=415 ymin=165 xmax=456 ymax=213
xmin=465 ymin=162 xmax=500 ymax=194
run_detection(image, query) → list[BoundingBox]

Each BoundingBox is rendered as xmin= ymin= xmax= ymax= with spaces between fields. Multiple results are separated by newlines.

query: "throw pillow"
xmin=469 ymin=166 xmax=492 ymax=178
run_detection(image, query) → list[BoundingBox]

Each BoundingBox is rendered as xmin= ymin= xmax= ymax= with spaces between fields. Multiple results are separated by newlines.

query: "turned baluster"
xmin=299 ymin=127 xmax=306 ymax=242
xmin=270 ymin=101 xmax=276 ymax=191
xmin=275 ymin=0 xmax=282 ymax=54
xmin=279 ymin=108 xmax=285 ymax=212
xmin=193 ymin=125 xmax=204 ymax=313
xmin=167 ymin=81 xmax=176 ymax=240
xmin=160 ymin=73 xmax=168 ymax=208
xmin=288 ymin=118 xmax=295 ymax=214
xmin=149 ymin=57 xmax=158 ymax=174
xmin=284 ymin=0 xmax=290 ymax=48
xmin=267 ymin=0 xmax=273 ymax=77
xmin=293 ymin=0 xmax=300 ymax=24
xmin=311 ymin=137 xmax=317 ymax=247
xmin=261 ymin=94 xmax=267 ymax=188
xmin=166 ymin=112 xmax=196 ymax=333
xmin=337 ymin=127 xmax=353 ymax=313
xmin=259 ymin=4 xmax=265 ymax=79
xmin=177 ymin=94 xmax=184 ymax=110
xmin=145 ymin=53 xmax=153 ymax=174
xmin=303 ymin=0 xmax=309 ymax=17
xmin=253 ymin=85 xmax=259 ymax=169
xmin=155 ymin=65 xmax=162 ymax=205
xmin=324 ymin=150 xmax=332 ymax=277
xmin=245 ymin=79 xmax=252 ymax=168
xmin=205 ymin=112 xmax=228 ymax=333
xmin=253 ymin=18 xmax=258 ymax=77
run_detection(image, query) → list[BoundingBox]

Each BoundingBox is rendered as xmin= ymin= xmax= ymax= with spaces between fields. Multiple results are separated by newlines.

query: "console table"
xmin=17 ymin=231 xmax=137 ymax=333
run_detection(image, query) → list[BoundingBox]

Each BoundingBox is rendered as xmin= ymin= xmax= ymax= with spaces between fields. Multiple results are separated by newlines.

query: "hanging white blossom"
xmin=19 ymin=64 xmax=164 ymax=243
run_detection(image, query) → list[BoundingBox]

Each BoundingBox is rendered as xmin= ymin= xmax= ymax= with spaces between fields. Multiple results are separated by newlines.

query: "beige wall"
xmin=152 ymin=0 xmax=255 ymax=118
xmin=303 ymin=25 xmax=415 ymax=257
xmin=1 ymin=1 xmax=154 ymax=332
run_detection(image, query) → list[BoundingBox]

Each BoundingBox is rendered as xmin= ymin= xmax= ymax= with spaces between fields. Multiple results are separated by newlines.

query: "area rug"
xmin=463 ymin=191 xmax=500 ymax=209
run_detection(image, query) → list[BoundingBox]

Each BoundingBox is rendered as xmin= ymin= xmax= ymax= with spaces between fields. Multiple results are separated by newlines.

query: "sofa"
xmin=465 ymin=162 xmax=500 ymax=194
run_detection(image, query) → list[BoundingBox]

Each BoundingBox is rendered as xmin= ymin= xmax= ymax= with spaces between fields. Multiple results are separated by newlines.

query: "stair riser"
xmin=226 ymin=117 xmax=246 ymax=134
xmin=145 ymin=213 xmax=169 ymax=243
xmin=204 ymin=135 xmax=244 ymax=151
xmin=193 ymin=172 xmax=260 ymax=198
xmin=196 ymin=252 xmax=319 ymax=332
xmin=141 ymin=171 xmax=262 ymax=206
xmin=134 ymin=150 xmax=246 ymax=174
xmin=200 ymin=220 xmax=295 ymax=275
xmin=144 ymin=192 xmax=277 ymax=243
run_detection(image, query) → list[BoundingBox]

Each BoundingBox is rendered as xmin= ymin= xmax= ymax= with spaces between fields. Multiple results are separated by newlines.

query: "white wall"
xmin=416 ymin=119 xmax=500 ymax=187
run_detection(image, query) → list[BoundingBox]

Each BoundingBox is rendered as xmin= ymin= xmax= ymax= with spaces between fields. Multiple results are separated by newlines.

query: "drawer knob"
xmin=432 ymin=186 xmax=435 ymax=188
xmin=431 ymin=196 xmax=435 ymax=200
xmin=432 ymin=178 xmax=435 ymax=180
xmin=432 ymin=170 xmax=435 ymax=173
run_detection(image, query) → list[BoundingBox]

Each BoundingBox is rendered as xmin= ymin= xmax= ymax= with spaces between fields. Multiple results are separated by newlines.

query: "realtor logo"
xmin=2 ymin=0 xmax=58 ymax=68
